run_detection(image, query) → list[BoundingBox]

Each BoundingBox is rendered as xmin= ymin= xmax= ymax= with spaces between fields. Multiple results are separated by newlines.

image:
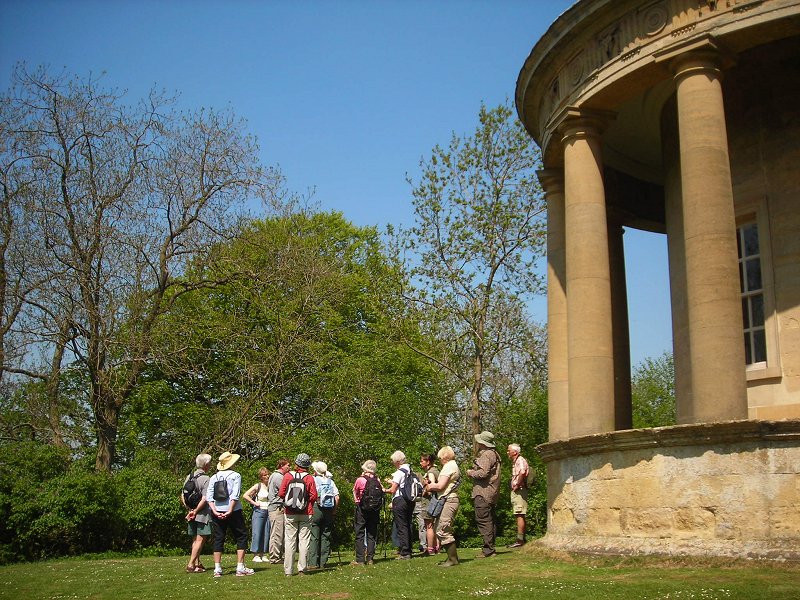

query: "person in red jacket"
xmin=278 ymin=453 xmax=318 ymax=576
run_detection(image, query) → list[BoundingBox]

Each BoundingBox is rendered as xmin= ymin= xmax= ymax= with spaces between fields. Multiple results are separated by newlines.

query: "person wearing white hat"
xmin=466 ymin=431 xmax=502 ymax=558
xmin=206 ymin=451 xmax=254 ymax=577
xmin=308 ymin=461 xmax=340 ymax=569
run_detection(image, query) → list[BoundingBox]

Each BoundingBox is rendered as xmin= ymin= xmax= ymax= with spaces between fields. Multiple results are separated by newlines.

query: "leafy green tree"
xmin=402 ymin=101 xmax=547 ymax=452
xmin=631 ymin=352 xmax=676 ymax=428
xmin=139 ymin=211 xmax=448 ymax=474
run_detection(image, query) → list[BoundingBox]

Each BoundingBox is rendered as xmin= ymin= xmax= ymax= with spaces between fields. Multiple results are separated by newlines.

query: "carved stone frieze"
xmin=521 ymin=0 xmax=789 ymax=153
xmin=547 ymin=0 xmax=745 ymax=120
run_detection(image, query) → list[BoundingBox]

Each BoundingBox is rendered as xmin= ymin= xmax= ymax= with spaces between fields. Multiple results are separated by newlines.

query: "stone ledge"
xmin=537 ymin=533 xmax=800 ymax=562
xmin=537 ymin=420 xmax=800 ymax=462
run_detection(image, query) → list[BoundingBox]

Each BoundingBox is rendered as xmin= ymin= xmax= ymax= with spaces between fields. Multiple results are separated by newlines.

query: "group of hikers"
xmin=180 ymin=430 xmax=532 ymax=577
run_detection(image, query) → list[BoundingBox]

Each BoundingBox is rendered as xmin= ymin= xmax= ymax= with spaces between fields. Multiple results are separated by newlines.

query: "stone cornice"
xmin=536 ymin=419 xmax=800 ymax=462
xmin=516 ymin=0 xmax=800 ymax=161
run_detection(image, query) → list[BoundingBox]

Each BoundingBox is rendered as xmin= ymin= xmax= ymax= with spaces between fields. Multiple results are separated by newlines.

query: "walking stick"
xmin=381 ymin=502 xmax=387 ymax=559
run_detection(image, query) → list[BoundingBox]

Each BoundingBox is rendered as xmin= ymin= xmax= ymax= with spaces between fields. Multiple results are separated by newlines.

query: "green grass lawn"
xmin=1 ymin=545 xmax=798 ymax=600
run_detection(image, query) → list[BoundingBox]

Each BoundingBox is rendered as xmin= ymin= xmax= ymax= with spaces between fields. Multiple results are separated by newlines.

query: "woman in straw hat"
xmin=206 ymin=451 xmax=255 ymax=577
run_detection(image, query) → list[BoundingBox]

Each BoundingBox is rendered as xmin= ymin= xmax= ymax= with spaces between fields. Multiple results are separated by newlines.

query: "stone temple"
xmin=515 ymin=0 xmax=800 ymax=558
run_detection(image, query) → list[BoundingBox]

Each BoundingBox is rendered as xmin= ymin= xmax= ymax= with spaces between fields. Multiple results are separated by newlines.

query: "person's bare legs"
xmin=188 ymin=535 xmax=205 ymax=568
xmin=424 ymin=519 xmax=436 ymax=551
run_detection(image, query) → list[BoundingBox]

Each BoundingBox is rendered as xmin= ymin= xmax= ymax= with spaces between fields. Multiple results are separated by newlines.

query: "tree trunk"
xmin=470 ymin=349 xmax=484 ymax=454
xmin=45 ymin=324 xmax=71 ymax=448
xmin=94 ymin=392 xmax=120 ymax=472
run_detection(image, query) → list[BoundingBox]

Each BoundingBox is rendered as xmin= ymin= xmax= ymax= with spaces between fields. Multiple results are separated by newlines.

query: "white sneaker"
xmin=252 ymin=556 xmax=263 ymax=563
xmin=236 ymin=567 xmax=255 ymax=576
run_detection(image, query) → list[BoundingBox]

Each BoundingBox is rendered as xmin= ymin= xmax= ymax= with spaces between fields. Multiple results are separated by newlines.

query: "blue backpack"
xmin=317 ymin=477 xmax=336 ymax=509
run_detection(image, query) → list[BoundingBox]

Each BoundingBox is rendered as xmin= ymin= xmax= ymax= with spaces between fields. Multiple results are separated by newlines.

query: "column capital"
xmin=537 ymin=168 xmax=564 ymax=195
xmin=654 ymin=34 xmax=736 ymax=81
xmin=554 ymin=106 xmax=616 ymax=145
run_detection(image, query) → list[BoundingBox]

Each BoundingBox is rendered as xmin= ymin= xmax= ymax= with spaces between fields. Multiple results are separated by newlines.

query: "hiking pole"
xmin=383 ymin=502 xmax=388 ymax=559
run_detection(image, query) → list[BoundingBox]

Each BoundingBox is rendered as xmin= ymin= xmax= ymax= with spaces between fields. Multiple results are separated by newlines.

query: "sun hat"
xmin=361 ymin=460 xmax=377 ymax=474
xmin=312 ymin=461 xmax=331 ymax=477
xmin=295 ymin=453 xmax=312 ymax=469
xmin=217 ymin=451 xmax=241 ymax=471
xmin=474 ymin=431 xmax=496 ymax=448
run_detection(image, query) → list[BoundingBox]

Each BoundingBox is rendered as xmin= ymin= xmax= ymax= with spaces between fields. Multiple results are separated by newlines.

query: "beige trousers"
xmin=435 ymin=495 xmax=460 ymax=546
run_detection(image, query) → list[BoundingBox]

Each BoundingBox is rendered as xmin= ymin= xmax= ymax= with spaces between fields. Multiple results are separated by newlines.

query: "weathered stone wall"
xmin=538 ymin=421 xmax=800 ymax=559
xmin=725 ymin=36 xmax=800 ymax=417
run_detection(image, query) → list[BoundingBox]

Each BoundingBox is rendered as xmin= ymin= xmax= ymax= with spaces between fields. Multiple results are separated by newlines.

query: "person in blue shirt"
xmin=206 ymin=451 xmax=255 ymax=577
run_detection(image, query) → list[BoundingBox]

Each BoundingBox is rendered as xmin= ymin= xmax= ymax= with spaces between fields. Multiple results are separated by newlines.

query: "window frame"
xmin=735 ymin=198 xmax=781 ymax=382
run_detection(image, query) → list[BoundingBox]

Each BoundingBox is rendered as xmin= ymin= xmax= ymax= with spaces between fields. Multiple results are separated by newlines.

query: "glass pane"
xmin=744 ymin=333 xmax=752 ymax=365
xmin=743 ymin=224 xmax=759 ymax=257
xmin=751 ymin=294 xmax=764 ymax=327
xmin=736 ymin=228 xmax=742 ymax=259
xmin=742 ymin=298 xmax=750 ymax=329
xmin=746 ymin=258 xmax=762 ymax=292
xmin=753 ymin=329 xmax=767 ymax=363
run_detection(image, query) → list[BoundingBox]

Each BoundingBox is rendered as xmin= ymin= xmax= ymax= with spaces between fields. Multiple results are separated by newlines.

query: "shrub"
xmin=114 ymin=449 xmax=185 ymax=550
xmin=15 ymin=465 xmax=123 ymax=560
xmin=0 ymin=442 xmax=71 ymax=562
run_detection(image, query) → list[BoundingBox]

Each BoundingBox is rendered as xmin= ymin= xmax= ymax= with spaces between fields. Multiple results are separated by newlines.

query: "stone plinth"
xmin=537 ymin=420 xmax=800 ymax=560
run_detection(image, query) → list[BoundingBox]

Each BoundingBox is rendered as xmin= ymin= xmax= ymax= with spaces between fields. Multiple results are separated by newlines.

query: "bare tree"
xmin=0 ymin=65 xmax=278 ymax=470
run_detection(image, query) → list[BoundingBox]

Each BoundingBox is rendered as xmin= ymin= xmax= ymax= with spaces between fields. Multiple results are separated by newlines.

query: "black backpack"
xmin=359 ymin=475 xmax=384 ymax=512
xmin=400 ymin=467 xmax=424 ymax=502
xmin=212 ymin=474 xmax=230 ymax=502
xmin=182 ymin=472 xmax=202 ymax=509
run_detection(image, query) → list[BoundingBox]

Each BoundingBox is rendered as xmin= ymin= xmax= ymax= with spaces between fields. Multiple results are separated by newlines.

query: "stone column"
xmin=560 ymin=110 xmax=616 ymax=436
xmin=538 ymin=169 xmax=569 ymax=441
xmin=608 ymin=220 xmax=632 ymax=430
xmin=668 ymin=43 xmax=748 ymax=421
xmin=661 ymin=96 xmax=693 ymax=423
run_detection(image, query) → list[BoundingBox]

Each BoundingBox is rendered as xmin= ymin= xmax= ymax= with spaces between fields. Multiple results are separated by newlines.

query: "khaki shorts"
xmin=510 ymin=488 xmax=528 ymax=515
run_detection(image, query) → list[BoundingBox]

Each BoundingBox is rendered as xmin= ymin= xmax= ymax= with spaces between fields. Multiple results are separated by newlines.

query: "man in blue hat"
xmin=278 ymin=453 xmax=318 ymax=576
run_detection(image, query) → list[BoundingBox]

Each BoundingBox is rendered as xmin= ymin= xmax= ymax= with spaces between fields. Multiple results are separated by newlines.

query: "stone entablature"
xmin=538 ymin=420 xmax=800 ymax=559
xmin=516 ymin=0 xmax=800 ymax=164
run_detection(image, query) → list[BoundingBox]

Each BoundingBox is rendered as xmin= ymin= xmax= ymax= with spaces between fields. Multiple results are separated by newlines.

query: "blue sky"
xmin=0 ymin=0 xmax=672 ymax=367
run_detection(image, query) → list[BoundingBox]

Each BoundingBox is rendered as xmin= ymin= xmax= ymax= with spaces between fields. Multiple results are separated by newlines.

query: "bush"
xmin=0 ymin=441 xmax=71 ymax=562
xmin=6 ymin=463 xmax=123 ymax=560
xmin=0 ymin=441 xmax=187 ymax=563
xmin=114 ymin=449 xmax=185 ymax=550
